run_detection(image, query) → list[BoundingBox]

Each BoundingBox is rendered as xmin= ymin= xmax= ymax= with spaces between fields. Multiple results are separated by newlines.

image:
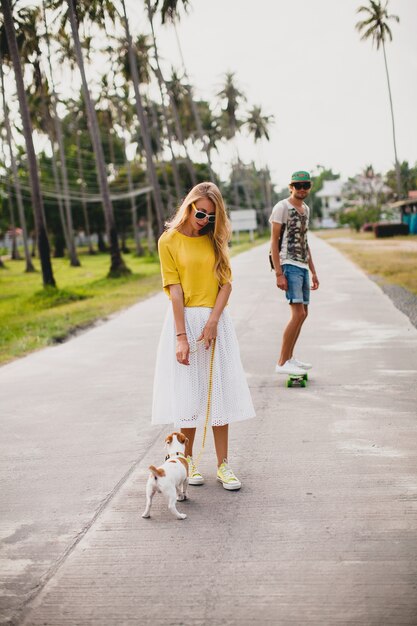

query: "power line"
xmin=0 ymin=177 xmax=153 ymax=203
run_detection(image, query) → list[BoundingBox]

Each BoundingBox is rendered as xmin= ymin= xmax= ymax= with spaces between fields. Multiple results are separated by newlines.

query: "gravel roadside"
xmin=370 ymin=276 xmax=417 ymax=329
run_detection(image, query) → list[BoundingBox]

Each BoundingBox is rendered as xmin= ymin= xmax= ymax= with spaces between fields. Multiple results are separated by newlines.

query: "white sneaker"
xmin=289 ymin=357 xmax=312 ymax=370
xmin=275 ymin=360 xmax=306 ymax=376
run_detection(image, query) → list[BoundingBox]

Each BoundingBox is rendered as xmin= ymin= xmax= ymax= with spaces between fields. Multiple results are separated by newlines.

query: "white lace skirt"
xmin=152 ymin=306 xmax=255 ymax=428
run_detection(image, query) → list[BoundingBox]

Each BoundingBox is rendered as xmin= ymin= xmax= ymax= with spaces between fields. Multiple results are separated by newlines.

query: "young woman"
xmin=152 ymin=182 xmax=255 ymax=490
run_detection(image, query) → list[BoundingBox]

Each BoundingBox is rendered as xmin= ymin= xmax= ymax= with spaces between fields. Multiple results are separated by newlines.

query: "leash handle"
xmin=194 ymin=337 xmax=216 ymax=467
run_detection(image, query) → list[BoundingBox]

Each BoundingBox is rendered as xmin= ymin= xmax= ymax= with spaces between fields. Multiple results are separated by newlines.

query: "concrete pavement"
xmin=1 ymin=235 xmax=417 ymax=625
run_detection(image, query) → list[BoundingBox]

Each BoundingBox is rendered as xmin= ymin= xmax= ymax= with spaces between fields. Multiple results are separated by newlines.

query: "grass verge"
xmin=314 ymin=228 xmax=417 ymax=295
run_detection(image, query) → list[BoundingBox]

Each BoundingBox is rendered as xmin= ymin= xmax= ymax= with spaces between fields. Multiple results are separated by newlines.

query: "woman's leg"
xmin=181 ymin=428 xmax=196 ymax=458
xmin=212 ymin=424 xmax=228 ymax=467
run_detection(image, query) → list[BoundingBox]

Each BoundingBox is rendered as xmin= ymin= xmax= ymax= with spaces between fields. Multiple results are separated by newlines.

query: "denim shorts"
xmin=283 ymin=264 xmax=310 ymax=305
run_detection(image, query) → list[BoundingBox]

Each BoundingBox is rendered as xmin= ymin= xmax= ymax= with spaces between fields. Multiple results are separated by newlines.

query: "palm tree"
xmin=356 ymin=0 xmax=401 ymax=196
xmin=165 ymin=69 xmax=197 ymax=186
xmin=42 ymin=0 xmax=81 ymax=266
xmin=155 ymin=0 xmax=215 ymax=180
xmin=245 ymin=105 xmax=274 ymax=216
xmin=1 ymin=0 xmax=55 ymax=286
xmin=157 ymin=0 xmax=191 ymax=24
xmin=116 ymin=29 xmax=178 ymax=211
xmin=120 ymin=0 xmax=165 ymax=236
xmin=218 ymin=72 xmax=245 ymax=141
xmin=245 ymin=105 xmax=273 ymax=144
xmin=145 ymin=1 xmax=187 ymax=196
xmin=218 ymin=71 xmax=246 ymax=207
xmin=65 ymin=0 xmax=129 ymax=276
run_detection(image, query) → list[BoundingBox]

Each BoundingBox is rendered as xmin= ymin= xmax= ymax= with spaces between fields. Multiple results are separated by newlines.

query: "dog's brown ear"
xmin=176 ymin=433 xmax=187 ymax=444
xmin=165 ymin=434 xmax=173 ymax=445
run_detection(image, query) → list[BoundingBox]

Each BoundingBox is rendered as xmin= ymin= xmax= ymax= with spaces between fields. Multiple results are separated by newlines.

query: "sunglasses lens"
xmin=194 ymin=208 xmax=216 ymax=222
xmin=293 ymin=182 xmax=311 ymax=190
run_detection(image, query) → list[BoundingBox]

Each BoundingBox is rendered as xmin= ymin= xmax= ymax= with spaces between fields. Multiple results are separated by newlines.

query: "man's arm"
xmin=307 ymin=247 xmax=319 ymax=290
xmin=271 ymin=222 xmax=287 ymax=291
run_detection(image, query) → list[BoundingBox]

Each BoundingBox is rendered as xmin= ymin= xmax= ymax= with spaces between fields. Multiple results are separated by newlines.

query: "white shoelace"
xmin=188 ymin=459 xmax=202 ymax=476
xmin=221 ymin=465 xmax=237 ymax=480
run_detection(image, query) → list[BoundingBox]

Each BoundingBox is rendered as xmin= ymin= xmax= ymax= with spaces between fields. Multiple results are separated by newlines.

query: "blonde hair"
xmin=165 ymin=182 xmax=232 ymax=285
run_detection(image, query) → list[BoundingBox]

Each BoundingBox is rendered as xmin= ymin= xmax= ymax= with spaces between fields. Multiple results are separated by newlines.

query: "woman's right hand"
xmin=176 ymin=336 xmax=190 ymax=366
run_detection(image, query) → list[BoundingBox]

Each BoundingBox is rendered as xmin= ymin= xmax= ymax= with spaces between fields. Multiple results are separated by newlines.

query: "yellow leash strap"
xmin=194 ymin=337 xmax=216 ymax=467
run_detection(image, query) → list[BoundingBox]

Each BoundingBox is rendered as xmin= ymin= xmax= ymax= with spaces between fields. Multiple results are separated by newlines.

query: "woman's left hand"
xmin=198 ymin=319 xmax=218 ymax=350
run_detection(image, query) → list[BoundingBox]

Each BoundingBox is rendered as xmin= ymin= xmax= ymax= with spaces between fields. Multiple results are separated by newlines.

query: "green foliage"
xmin=339 ymin=205 xmax=381 ymax=232
xmin=385 ymin=161 xmax=417 ymax=196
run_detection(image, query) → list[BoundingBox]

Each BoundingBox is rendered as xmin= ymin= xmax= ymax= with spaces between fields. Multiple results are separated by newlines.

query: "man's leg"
xmin=278 ymin=303 xmax=307 ymax=365
xmin=289 ymin=305 xmax=308 ymax=359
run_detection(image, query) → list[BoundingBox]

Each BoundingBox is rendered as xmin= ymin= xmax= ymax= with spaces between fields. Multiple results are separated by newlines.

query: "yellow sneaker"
xmin=217 ymin=460 xmax=241 ymax=490
xmin=187 ymin=456 xmax=204 ymax=485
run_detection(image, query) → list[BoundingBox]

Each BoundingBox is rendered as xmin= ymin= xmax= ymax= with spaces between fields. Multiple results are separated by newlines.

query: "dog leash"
xmin=193 ymin=337 xmax=216 ymax=467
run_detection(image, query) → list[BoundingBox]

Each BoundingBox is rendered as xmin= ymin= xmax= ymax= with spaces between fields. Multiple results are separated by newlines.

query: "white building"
xmin=316 ymin=179 xmax=345 ymax=228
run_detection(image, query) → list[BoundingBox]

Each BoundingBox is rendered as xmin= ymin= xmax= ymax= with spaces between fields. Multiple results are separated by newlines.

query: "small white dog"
xmin=142 ymin=431 xmax=189 ymax=520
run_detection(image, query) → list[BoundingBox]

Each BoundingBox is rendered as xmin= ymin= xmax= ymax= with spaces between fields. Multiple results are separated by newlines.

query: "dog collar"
xmin=165 ymin=451 xmax=186 ymax=461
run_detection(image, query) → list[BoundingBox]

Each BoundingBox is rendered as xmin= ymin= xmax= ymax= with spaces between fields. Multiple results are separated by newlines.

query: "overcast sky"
xmin=142 ymin=0 xmax=417 ymax=188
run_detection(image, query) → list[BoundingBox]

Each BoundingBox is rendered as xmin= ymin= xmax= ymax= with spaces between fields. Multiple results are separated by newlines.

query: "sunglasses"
xmin=291 ymin=182 xmax=311 ymax=190
xmin=192 ymin=202 xmax=216 ymax=223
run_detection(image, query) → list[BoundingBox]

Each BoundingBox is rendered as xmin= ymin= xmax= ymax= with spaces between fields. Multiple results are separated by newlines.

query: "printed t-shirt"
xmin=269 ymin=199 xmax=310 ymax=269
xmin=158 ymin=229 xmax=229 ymax=307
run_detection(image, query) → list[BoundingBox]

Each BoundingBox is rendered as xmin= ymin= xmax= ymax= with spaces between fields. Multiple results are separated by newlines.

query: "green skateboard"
xmin=286 ymin=372 xmax=308 ymax=388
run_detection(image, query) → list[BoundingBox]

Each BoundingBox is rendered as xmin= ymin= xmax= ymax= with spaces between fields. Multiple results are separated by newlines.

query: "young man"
xmin=269 ymin=170 xmax=319 ymax=376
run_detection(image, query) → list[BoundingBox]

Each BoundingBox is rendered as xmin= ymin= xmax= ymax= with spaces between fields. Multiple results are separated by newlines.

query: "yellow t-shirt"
xmin=158 ymin=229 xmax=230 ymax=307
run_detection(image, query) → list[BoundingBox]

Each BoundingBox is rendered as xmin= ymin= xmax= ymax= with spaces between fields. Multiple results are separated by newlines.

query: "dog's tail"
xmin=149 ymin=465 xmax=166 ymax=480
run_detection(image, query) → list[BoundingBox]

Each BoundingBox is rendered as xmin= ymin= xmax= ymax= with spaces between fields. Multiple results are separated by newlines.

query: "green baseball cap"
xmin=291 ymin=170 xmax=311 ymax=182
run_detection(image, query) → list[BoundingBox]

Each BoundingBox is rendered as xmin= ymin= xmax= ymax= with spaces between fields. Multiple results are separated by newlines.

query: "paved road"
xmin=1 ymin=236 xmax=416 ymax=626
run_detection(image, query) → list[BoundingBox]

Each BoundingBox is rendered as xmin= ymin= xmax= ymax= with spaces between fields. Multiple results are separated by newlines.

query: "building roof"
xmin=389 ymin=198 xmax=417 ymax=209
xmin=316 ymin=179 xmax=344 ymax=198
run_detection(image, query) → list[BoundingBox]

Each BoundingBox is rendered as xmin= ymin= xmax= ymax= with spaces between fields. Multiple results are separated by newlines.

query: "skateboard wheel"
xmin=286 ymin=379 xmax=292 ymax=388
xmin=300 ymin=380 xmax=307 ymax=388
xmin=303 ymin=373 xmax=308 ymax=381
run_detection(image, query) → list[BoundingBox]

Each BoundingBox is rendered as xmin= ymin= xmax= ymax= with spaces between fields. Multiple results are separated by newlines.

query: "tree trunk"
xmin=42 ymin=0 xmax=80 ymax=266
xmin=66 ymin=0 xmax=129 ymax=277
xmin=113 ymin=97 xmax=143 ymax=256
xmin=382 ymin=41 xmax=401 ymax=198
xmin=3 ymin=164 xmax=20 ymax=260
xmin=146 ymin=191 xmax=156 ymax=253
xmin=1 ymin=0 xmax=55 ymax=286
xmin=98 ymin=231 xmax=107 ymax=252
xmin=75 ymin=127 xmax=95 ymax=254
xmin=49 ymin=144 xmax=72 ymax=256
xmin=147 ymin=95 xmax=174 ymax=215
xmin=0 ymin=59 xmax=36 ymax=268
xmin=121 ymin=0 xmax=165 ymax=236
xmin=164 ymin=75 xmax=197 ymax=186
